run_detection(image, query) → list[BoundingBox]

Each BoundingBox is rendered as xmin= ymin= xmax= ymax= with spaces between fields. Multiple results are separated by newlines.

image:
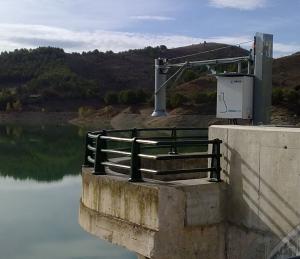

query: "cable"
xmin=172 ymin=66 xmax=187 ymax=85
xmin=168 ymin=40 xmax=254 ymax=62
xmin=155 ymin=40 xmax=254 ymax=94
xmin=155 ymin=64 xmax=188 ymax=94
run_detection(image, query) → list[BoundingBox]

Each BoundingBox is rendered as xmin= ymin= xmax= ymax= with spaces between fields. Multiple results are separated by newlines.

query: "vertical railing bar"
xmin=209 ymin=139 xmax=222 ymax=182
xmin=169 ymin=127 xmax=178 ymax=154
xmin=131 ymin=128 xmax=138 ymax=138
xmin=129 ymin=137 xmax=143 ymax=182
xmin=83 ymin=131 xmax=93 ymax=167
xmin=174 ymin=128 xmax=177 ymax=154
xmin=216 ymin=140 xmax=221 ymax=181
xmin=93 ymin=130 xmax=107 ymax=175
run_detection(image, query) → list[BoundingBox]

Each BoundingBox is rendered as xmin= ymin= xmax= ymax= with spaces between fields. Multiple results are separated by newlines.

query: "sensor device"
xmin=216 ymin=74 xmax=253 ymax=119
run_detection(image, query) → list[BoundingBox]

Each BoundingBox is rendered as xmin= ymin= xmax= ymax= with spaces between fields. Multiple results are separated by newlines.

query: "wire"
xmin=172 ymin=66 xmax=187 ymax=86
xmin=155 ymin=39 xmax=254 ymax=94
xmin=155 ymin=64 xmax=187 ymax=94
xmin=168 ymin=40 xmax=254 ymax=62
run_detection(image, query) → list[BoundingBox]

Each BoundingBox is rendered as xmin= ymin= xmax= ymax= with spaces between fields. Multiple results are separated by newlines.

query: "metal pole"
xmin=253 ymin=32 xmax=273 ymax=125
xmin=151 ymin=58 xmax=168 ymax=117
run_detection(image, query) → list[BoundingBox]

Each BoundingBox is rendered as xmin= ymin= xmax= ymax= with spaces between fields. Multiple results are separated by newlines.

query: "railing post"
xmin=131 ymin=128 xmax=138 ymax=138
xmin=83 ymin=132 xmax=93 ymax=167
xmin=94 ymin=130 xmax=107 ymax=175
xmin=169 ymin=127 xmax=178 ymax=154
xmin=209 ymin=139 xmax=222 ymax=182
xmin=129 ymin=138 xmax=143 ymax=182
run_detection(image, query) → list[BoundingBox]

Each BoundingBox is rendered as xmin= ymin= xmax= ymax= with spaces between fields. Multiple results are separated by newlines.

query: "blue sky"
xmin=0 ymin=0 xmax=299 ymax=57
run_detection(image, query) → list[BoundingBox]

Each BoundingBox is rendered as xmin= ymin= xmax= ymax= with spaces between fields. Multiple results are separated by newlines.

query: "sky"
xmin=0 ymin=0 xmax=299 ymax=57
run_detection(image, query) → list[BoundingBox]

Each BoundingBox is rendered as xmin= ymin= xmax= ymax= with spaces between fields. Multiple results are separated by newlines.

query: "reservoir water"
xmin=0 ymin=124 xmax=136 ymax=259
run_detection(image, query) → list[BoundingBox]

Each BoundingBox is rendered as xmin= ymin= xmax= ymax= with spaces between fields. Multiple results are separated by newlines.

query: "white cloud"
xmin=0 ymin=0 xmax=179 ymax=30
xmin=0 ymin=23 xmax=252 ymax=53
xmin=0 ymin=23 xmax=298 ymax=57
xmin=209 ymin=0 xmax=266 ymax=10
xmin=130 ymin=15 xmax=175 ymax=21
xmin=274 ymin=43 xmax=300 ymax=57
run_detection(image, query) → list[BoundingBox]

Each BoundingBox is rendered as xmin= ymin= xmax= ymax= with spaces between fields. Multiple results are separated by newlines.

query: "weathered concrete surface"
xmin=81 ymin=169 xmax=159 ymax=230
xmin=210 ymin=125 xmax=300 ymax=258
xmin=79 ymin=168 xmax=226 ymax=259
xmin=80 ymin=125 xmax=300 ymax=259
xmin=79 ymin=201 xmax=156 ymax=257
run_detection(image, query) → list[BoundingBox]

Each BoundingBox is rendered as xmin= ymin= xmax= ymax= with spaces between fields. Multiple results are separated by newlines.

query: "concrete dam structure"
xmin=79 ymin=125 xmax=300 ymax=259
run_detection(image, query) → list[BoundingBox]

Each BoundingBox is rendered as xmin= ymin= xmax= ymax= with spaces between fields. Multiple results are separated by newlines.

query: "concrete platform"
xmin=79 ymin=168 xmax=226 ymax=259
xmin=80 ymin=125 xmax=300 ymax=259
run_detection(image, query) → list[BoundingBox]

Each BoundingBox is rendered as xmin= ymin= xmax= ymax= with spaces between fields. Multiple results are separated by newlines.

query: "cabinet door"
xmin=217 ymin=77 xmax=243 ymax=119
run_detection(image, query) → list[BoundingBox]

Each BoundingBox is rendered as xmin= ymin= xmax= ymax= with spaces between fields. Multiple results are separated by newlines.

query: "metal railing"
xmin=83 ymin=127 xmax=222 ymax=182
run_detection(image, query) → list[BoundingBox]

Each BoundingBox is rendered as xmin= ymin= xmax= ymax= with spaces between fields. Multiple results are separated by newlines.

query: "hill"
xmin=271 ymin=54 xmax=300 ymax=115
xmin=273 ymin=53 xmax=300 ymax=89
xmin=0 ymin=44 xmax=299 ymax=116
xmin=0 ymin=43 xmax=247 ymax=111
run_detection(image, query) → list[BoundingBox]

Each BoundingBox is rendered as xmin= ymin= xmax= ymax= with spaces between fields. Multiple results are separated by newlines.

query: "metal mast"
xmin=253 ymin=32 xmax=273 ymax=124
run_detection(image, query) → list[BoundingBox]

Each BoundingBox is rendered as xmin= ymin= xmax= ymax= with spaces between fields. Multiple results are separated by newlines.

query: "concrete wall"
xmin=210 ymin=125 xmax=300 ymax=258
xmin=79 ymin=168 xmax=226 ymax=259
xmin=80 ymin=125 xmax=300 ymax=259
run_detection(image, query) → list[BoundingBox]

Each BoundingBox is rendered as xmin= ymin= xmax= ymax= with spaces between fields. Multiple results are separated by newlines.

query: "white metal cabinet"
xmin=216 ymin=75 xmax=253 ymax=119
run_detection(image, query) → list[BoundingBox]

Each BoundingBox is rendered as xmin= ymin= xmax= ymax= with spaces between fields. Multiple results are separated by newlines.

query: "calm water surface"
xmin=0 ymin=124 xmax=136 ymax=259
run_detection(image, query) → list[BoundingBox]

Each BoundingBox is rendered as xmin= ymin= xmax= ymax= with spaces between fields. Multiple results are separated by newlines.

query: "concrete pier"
xmin=79 ymin=125 xmax=300 ymax=259
xmin=79 ymin=167 xmax=226 ymax=259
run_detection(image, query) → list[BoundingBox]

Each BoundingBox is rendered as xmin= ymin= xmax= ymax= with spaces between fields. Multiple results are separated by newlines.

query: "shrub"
xmin=104 ymin=91 xmax=119 ymax=105
xmin=169 ymin=93 xmax=186 ymax=108
xmin=118 ymin=90 xmax=137 ymax=105
xmin=207 ymin=91 xmax=217 ymax=104
xmin=78 ymin=106 xmax=95 ymax=118
xmin=12 ymin=100 xmax=22 ymax=111
xmin=283 ymin=89 xmax=299 ymax=103
xmin=193 ymin=92 xmax=209 ymax=104
xmin=182 ymin=70 xmax=198 ymax=83
xmin=272 ymin=88 xmax=284 ymax=105
xmin=135 ymin=89 xmax=148 ymax=103
xmin=0 ymin=89 xmax=14 ymax=110
xmin=6 ymin=102 xmax=12 ymax=112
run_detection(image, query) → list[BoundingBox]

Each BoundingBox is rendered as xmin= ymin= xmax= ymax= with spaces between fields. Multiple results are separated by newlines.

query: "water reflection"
xmin=0 ymin=124 xmax=84 ymax=182
xmin=0 ymin=124 xmax=136 ymax=259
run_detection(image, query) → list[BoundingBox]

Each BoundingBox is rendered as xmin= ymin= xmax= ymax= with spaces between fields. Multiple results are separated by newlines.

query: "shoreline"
xmin=0 ymin=111 xmax=78 ymax=126
xmin=0 ymin=106 xmax=299 ymax=129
